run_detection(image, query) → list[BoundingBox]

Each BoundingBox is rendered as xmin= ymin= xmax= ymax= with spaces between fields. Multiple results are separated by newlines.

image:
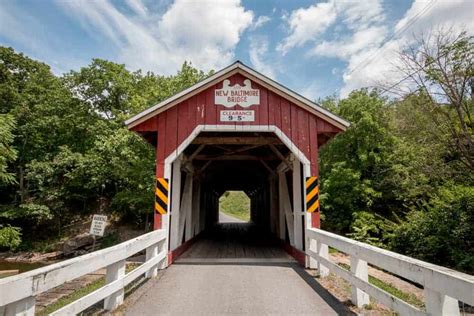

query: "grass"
xmin=37 ymin=263 xmax=142 ymax=315
xmin=369 ymin=276 xmax=424 ymax=309
xmin=219 ymin=191 xmax=251 ymax=222
xmin=337 ymin=262 xmax=424 ymax=309
xmin=37 ymin=278 xmax=105 ymax=316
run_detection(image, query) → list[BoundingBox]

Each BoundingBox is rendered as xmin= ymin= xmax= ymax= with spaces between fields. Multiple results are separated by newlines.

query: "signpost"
xmin=90 ymin=214 xmax=107 ymax=251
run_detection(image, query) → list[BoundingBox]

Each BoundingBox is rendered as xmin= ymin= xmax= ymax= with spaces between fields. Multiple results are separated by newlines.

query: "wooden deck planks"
xmin=178 ymin=223 xmax=290 ymax=259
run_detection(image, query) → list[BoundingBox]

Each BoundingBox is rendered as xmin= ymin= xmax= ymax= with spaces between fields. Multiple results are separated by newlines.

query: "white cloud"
xmin=57 ymin=0 xmax=254 ymax=75
xmin=125 ymin=0 xmax=148 ymax=17
xmin=311 ymin=25 xmax=388 ymax=59
xmin=278 ymin=0 xmax=387 ymax=96
xmin=395 ymin=0 xmax=474 ymax=35
xmin=335 ymin=0 xmax=385 ymax=30
xmin=280 ymin=0 xmax=474 ymax=97
xmin=249 ymin=36 xmax=276 ymax=79
xmin=340 ymin=0 xmax=474 ymax=96
xmin=277 ymin=2 xmax=337 ymax=54
xmin=0 ymin=2 xmax=88 ymax=73
xmin=0 ymin=4 xmax=37 ymax=50
xmin=299 ymin=81 xmax=324 ymax=101
xmin=159 ymin=0 xmax=253 ymax=72
xmin=277 ymin=0 xmax=385 ymax=55
xmin=252 ymin=15 xmax=271 ymax=30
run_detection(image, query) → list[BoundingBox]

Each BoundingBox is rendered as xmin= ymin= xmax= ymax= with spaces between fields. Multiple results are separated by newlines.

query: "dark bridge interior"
xmin=182 ymin=131 xmax=291 ymax=230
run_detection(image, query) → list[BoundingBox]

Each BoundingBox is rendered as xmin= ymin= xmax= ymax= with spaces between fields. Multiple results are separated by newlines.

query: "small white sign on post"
xmin=90 ymin=214 xmax=107 ymax=237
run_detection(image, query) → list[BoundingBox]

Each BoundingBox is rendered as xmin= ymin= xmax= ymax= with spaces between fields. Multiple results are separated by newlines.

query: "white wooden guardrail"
xmin=306 ymin=228 xmax=474 ymax=316
xmin=0 ymin=229 xmax=167 ymax=316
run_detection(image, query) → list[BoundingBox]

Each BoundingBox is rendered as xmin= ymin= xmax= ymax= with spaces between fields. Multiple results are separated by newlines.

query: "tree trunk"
xmin=18 ymin=166 xmax=26 ymax=204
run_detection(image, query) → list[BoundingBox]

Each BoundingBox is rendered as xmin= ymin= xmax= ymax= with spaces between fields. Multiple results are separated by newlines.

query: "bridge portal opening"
xmin=218 ymin=191 xmax=251 ymax=223
xmin=166 ymin=131 xmax=308 ymax=261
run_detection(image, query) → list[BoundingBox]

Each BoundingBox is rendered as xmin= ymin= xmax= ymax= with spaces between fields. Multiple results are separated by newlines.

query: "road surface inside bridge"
xmin=218 ymin=211 xmax=246 ymax=223
xmin=124 ymin=224 xmax=350 ymax=315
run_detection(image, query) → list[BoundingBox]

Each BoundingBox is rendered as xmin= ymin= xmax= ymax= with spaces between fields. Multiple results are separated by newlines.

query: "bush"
xmin=0 ymin=225 xmax=22 ymax=250
xmin=391 ymin=185 xmax=474 ymax=273
xmin=348 ymin=211 xmax=396 ymax=248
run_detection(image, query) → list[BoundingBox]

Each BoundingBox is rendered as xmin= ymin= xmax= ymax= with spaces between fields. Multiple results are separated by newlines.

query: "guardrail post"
xmin=104 ymin=260 xmax=126 ymax=310
xmin=158 ymin=238 xmax=168 ymax=270
xmin=4 ymin=296 xmax=35 ymax=316
xmin=425 ymin=288 xmax=459 ymax=316
xmin=145 ymin=243 xmax=158 ymax=278
xmin=350 ymin=256 xmax=370 ymax=307
xmin=307 ymin=237 xmax=318 ymax=269
xmin=317 ymin=241 xmax=329 ymax=277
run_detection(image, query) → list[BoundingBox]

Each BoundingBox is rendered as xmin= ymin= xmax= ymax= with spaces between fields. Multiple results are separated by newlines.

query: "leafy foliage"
xmin=0 ymin=114 xmax=17 ymax=184
xmin=391 ymin=185 xmax=474 ymax=271
xmin=0 ymin=225 xmax=22 ymax=250
xmin=398 ymin=31 xmax=474 ymax=170
xmin=0 ymin=46 xmax=210 ymax=249
xmin=348 ymin=212 xmax=396 ymax=248
xmin=319 ymin=90 xmax=404 ymax=233
xmin=319 ymin=30 xmax=474 ymax=273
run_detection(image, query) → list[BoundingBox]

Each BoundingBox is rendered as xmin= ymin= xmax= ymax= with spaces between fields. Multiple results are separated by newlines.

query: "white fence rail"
xmin=0 ymin=229 xmax=167 ymax=316
xmin=306 ymin=228 xmax=474 ymax=316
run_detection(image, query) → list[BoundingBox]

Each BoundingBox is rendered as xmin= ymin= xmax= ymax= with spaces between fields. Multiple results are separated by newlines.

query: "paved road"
xmin=218 ymin=211 xmax=245 ymax=223
xmin=124 ymin=261 xmax=349 ymax=315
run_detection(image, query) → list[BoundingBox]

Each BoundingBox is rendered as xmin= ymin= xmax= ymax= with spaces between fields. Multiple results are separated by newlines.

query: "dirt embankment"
xmin=0 ymin=222 xmax=145 ymax=265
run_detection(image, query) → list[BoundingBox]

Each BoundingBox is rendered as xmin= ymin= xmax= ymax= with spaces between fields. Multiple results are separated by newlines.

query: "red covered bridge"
xmin=2 ymin=62 xmax=472 ymax=316
xmin=125 ymin=61 xmax=348 ymax=263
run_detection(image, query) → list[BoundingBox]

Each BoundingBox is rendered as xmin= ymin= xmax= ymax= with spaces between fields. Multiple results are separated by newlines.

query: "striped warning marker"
xmin=155 ymin=178 xmax=169 ymax=215
xmin=306 ymin=176 xmax=320 ymax=213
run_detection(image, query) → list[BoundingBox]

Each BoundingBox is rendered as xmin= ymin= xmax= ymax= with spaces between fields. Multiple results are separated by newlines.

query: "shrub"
xmin=391 ymin=185 xmax=474 ymax=273
xmin=348 ymin=211 xmax=396 ymax=248
xmin=0 ymin=225 xmax=22 ymax=250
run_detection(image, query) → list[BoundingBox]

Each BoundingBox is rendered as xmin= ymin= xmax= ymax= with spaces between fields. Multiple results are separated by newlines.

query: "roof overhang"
xmin=125 ymin=61 xmax=350 ymax=131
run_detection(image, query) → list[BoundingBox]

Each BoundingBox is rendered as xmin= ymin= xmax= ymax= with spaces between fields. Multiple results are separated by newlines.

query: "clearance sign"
xmin=215 ymin=79 xmax=259 ymax=121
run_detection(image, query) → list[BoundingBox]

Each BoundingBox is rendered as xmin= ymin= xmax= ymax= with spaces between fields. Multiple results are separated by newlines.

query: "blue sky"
xmin=1 ymin=0 xmax=473 ymax=99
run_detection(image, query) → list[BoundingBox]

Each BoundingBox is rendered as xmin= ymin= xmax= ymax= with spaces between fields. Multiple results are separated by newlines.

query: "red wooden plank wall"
xmin=131 ymin=74 xmax=343 ymax=229
xmin=132 ymin=74 xmax=340 ymax=174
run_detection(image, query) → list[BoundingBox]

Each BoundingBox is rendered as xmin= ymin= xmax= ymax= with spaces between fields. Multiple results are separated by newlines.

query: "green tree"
xmin=391 ymin=185 xmax=474 ymax=273
xmin=0 ymin=225 xmax=21 ymax=250
xmin=0 ymin=47 xmax=212 ymax=245
xmin=396 ymin=30 xmax=474 ymax=170
xmin=319 ymin=90 xmax=407 ymax=233
xmin=0 ymin=114 xmax=17 ymax=184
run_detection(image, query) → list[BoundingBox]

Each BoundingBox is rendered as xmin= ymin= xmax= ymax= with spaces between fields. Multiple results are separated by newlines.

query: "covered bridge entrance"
xmin=2 ymin=62 xmax=471 ymax=316
xmin=125 ymin=61 xmax=349 ymax=266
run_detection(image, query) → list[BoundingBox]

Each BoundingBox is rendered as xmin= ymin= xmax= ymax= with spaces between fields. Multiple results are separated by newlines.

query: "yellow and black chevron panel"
xmin=155 ymin=178 xmax=169 ymax=215
xmin=306 ymin=176 xmax=320 ymax=213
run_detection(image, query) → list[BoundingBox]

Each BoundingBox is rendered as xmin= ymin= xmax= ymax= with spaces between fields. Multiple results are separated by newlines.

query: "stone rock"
xmin=62 ymin=233 xmax=94 ymax=254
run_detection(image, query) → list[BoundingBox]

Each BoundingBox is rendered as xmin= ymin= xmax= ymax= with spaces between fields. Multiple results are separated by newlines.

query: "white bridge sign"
xmin=220 ymin=110 xmax=255 ymax=122
xmin=215 ymin=79 xmax=260 ymax=108
xmin=90 ymin=214 xmax=107 ymax=237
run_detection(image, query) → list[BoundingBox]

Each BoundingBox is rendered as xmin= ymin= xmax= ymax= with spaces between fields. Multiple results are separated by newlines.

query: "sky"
xmin=1 ymin=0 xmax=473 ymax=100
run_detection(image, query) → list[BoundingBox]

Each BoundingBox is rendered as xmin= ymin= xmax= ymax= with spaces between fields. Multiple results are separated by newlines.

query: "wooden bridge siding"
xmin=133 ymin=74 xmax=330 ymax=170
xmin=132 ymin=73 xmax=337 ymax=229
